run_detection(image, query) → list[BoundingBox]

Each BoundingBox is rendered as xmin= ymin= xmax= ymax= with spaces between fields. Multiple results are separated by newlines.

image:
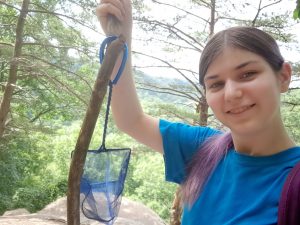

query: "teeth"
xmin=229 ymin=105 xmax=252 ymax=114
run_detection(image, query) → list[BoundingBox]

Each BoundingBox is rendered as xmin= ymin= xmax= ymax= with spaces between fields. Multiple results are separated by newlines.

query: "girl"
xmin=96 ymin=0 xmax=300 ymax=224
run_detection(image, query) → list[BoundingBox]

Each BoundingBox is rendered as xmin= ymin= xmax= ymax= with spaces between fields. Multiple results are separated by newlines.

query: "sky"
xmin=84 ymin=0 xmax=300 ymax=82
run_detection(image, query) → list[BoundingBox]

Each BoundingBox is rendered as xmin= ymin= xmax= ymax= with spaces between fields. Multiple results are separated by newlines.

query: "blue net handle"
xmin=99 ymin=36 xmax=128 ymax=150
xmin=99 ymin=36 xmax=128 ymax=85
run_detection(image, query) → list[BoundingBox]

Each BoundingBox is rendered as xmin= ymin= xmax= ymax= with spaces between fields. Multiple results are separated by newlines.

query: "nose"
xmin=224 ymin=80 xmax=243 ymax=102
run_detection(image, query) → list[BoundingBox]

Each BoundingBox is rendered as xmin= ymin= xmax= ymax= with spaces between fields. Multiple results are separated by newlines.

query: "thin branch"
xmin=134 ymin=65 xmax=198 ymax=76
xmin=288 ymin=87 xmax=300 ymax=90
xmin=133 ymin=65 xmax=198 ymax=81
xmin=0 ymin=42 xmax=14 ymax=47
xmin=151 ymin=0 xmax=210 ymax=24
xmin=217 ymin=16 xmax=250 ymax=23
xmin=30 ymin=69 xmax=89 ymax=106
xmin=192 ymin=0 xmax=211 ymax=8
xmin=260 ymin=0 xmax=283 ymax=12
xmin=282 ymin=101 xmax=300 ymax=107
xmin=252 ymin=0 xmax=263 ymax=26
xmin=161 ymin=108 xmax=195 ymax=125
xmin=27 ymin=9 xmax=100 ymax=35
xmin=0 ymin=1 xmax=21 ymax=11
xmin=252 ymin=0 xmax=282 ymax=26
xmin=135 ymin=36 xmax=199 ymax=52
xmin=22 ymin=54 xmax=93 ymax=91
xmin=133 ymin=50 xmax=203 ymax=96
xmin=0 ymin=23 xmax=16 ymax=27
xmin=30 ymin=107 xmax=55 ymax=122
xmin=138 ymin=86 xmax=196 ymax=102
xmin=137 ymin=82 xmax=199 ymax=102
xmin=22 ymin=42 xmax=96 ymax=59
xmin=135 ymin=17 xmax=204 ymax=50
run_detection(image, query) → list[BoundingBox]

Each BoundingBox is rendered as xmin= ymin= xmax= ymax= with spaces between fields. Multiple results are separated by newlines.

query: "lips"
xmin=227 ymin=104 xmax=255 ymax=114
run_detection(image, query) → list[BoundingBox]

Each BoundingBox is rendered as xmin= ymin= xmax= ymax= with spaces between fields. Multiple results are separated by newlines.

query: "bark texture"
xmin=0 ymin=0 xmax=30 ymax=137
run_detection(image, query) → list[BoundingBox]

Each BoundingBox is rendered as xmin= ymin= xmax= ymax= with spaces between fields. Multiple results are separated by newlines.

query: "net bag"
xmin=80 ymin=146 xmax=130 ymax=224
xmin=79 ymin=36 xmax=130 ymax=224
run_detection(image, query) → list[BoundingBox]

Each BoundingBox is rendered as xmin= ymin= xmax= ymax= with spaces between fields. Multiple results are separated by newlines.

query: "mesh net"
xmin=79 ymin=38 xmax=130 ymax=224
xmin=80 ymin=147 xmax=131 ymax=224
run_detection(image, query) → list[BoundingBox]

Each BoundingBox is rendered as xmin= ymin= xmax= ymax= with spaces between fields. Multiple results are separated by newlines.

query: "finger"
xmin=96 ymin=3 xmax=124 ymax=22
xmin=100 ymin=0 xmax=125 ymax=16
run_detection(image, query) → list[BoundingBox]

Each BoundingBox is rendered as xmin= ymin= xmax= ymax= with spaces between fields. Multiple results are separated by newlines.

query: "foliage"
xmin=124 ymin=149 xmax=178 ymax=221
xmin=0 ymin=0 xmax=99 ymax=137
xmin=282 ymin=89 xmax=300 ymax=144
xmin=294 ymin=0 xmax=300 ymax=19
xmin=0 ymin=127 xmax=72 ymax=214
xmin=1 ymin=0 xmax=300 ymax=223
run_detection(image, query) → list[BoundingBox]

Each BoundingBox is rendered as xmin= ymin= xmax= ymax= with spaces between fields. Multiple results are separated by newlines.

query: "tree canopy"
xmin=0 ymin=0 xmax=299 ymax=222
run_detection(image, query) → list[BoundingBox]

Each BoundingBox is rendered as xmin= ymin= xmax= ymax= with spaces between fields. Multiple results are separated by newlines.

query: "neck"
xmin=231 ymin=121 xmax=295 ymax=156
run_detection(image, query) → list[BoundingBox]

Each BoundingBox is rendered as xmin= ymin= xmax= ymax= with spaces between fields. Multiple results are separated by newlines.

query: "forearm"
xmin=97 ymin=1 xmax=163 ymax=153
xmin=110 ymin=48 xmax=162 ymax=153
xmin=111 ymin=49 xmax=143 ymax=131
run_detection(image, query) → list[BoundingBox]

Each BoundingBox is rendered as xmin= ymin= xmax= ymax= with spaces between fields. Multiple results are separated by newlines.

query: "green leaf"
xmin=293 ymin=8 xmax=300 ymax=19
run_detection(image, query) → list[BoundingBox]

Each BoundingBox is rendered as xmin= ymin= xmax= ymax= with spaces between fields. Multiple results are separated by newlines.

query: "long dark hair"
xmin=181 ymin=27 xmax=285 ymax=206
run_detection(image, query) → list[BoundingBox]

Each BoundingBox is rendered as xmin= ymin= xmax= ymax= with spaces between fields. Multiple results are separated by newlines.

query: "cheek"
xmin=255 ymin=79 xmax=281 ymax=102
xmin=206 ymin=94 xmax=222 ymax=114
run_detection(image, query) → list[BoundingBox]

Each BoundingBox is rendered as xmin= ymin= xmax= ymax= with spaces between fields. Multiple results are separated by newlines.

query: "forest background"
xmin=1 ymin=0 xmax=300 ymax=222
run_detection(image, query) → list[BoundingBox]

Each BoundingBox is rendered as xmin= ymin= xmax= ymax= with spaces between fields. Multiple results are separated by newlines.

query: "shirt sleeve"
xmin=159 ymin=119 xmax=220 ymax=184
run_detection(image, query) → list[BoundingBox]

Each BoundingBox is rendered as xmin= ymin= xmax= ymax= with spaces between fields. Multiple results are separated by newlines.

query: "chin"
xmin=226 ymin=122 xmax=260 ymax=136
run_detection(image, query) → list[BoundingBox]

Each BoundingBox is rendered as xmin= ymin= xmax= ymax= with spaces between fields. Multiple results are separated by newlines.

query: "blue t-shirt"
xmin=160 ymin=119 xmax=300 ymax=225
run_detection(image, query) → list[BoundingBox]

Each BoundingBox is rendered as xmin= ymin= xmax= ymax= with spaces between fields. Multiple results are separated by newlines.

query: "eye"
xmin=208 ymin=81 xmax=224 ymax=90
xmin=241 ymin=71 xmax=256 ymax=79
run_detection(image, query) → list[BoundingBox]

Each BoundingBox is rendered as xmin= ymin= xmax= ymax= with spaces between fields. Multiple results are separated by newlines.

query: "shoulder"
xmin=159 ymin=119 xmax=221 ymax=157
xmin=159 ymin=119 xmax=220 ymax=143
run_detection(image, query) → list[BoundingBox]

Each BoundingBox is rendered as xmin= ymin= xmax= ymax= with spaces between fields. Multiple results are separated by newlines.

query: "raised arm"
xmin=96 ymin=0 xmax=163 ymax=153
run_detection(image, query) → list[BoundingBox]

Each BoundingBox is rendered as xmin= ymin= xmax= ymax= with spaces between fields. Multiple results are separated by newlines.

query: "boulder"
xmin=0 ymin=197 xmax=166 ymax=225
xmin=2 ymin=208 xmax=30 ymax=216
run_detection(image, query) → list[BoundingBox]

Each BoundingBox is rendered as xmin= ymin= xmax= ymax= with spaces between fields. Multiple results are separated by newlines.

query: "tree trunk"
xmin=170 ymin=1 xmax=216 ymax=224
xmin=170 ymin=187 xmax=183 ymax=225
xmin=199 ymin=96 xmax=209 ymax=126
xmin=0 ymin=0 xmax=30 ymax=138
xmin=199 ymin=0 xmax=215 ymax=127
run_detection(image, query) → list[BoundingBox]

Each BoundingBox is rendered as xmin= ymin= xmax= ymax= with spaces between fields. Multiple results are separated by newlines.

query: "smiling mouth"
xmin=227 ymin=104 xmax=256 ymax=114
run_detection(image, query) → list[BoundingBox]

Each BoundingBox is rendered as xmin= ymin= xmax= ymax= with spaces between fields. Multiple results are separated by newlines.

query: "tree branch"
xmin=22 ymin=54 xmax=93 ymax=91
xmin=151 ymin=0 xmax=210 ymax=24
xmin=0 ymin=1 xmax=21 ymax=11
xmin=137 ymin=82 xmax=199 ymax=102
xmin=0 ymin=0 xmax=30 ymax=138
xmin=133 ymin=65 xmax=198 ymax=81
xmin=0 ymin=42 xmax=14 ymax=47
xmin=133 ymin=50 xmax=203 ymax=96
xmin=135 ymin=17 xmax=204 ymax=51
xmin=30 ymin=107 xmax=55 ymax=122
xmin=22 ymin=42 xmax=96 ymax=59
xmin=27 ymin=9 xmax=100 ymax=35
xmin=252 ymin=0 xmax=283 ymax=26
xmin=29 ymin=69 xmax=89 ymax=106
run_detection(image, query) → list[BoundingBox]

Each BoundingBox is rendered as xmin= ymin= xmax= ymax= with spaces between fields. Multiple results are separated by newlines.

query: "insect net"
xmin=79 ymin=37 xmax=130 ymax=224
xmin=80 ymin=146 xmax=130 ymax=224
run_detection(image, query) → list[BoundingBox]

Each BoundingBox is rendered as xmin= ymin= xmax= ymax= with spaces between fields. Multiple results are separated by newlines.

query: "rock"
xmin=2 ymin=208 xmax=30 ymax=216
xmin=0 ymin=197 xmax=166 ymax=225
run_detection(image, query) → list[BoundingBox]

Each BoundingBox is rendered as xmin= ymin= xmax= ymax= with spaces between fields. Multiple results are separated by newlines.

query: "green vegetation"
xmin=1 ymin=0 xmax=300 ymax=223
xmin=294 ymin=0 xmax=300 ymax=19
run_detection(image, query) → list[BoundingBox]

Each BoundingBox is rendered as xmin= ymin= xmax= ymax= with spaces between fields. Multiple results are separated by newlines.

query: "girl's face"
xmin=204 ymin=47 xmax=291 ymax=136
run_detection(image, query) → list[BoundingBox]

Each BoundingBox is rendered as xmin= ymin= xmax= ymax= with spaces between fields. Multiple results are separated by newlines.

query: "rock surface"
xmin=0 ymin=197 xmax=166 ymax=225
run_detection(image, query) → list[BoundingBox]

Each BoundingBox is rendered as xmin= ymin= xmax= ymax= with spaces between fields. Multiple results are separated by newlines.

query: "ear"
xmin=278 ymin=62 xmax=292 ymax=93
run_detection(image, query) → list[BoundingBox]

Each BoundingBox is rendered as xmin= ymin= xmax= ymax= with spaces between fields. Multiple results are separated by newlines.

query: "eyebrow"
xmin=204 ymin=60 xmax=260 ymax=82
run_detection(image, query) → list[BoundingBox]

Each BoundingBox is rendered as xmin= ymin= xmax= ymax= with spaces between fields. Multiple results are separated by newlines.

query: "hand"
xmin=96 ymin=0 xmax=132 ymax=43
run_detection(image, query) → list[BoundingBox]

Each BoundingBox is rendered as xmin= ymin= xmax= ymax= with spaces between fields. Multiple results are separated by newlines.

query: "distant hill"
xmin=134 ymin=69 xmax=196 ymax=105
